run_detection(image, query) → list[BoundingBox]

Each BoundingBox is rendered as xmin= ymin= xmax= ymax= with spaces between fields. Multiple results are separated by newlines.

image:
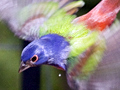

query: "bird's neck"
xmin=45 ymin=59 xmax=67 ymax=70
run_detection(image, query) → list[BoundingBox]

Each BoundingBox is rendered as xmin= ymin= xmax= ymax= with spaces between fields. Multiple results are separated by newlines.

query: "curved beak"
xmin=18 ymin=61 xmax=30 ymax=73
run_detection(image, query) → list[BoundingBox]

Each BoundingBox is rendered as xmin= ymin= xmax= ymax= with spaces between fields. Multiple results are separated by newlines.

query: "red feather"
xmin=73 ymin=0 xmax=120 ymax=31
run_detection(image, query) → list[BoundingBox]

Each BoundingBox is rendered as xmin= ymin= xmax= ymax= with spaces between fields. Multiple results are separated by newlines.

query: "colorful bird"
xmin=0 ymin=0 xmax=120 ymax=90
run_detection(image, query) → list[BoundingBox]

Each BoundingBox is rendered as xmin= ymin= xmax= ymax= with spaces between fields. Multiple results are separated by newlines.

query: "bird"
xmin=0 ymin=0 xmax=120 ymax=90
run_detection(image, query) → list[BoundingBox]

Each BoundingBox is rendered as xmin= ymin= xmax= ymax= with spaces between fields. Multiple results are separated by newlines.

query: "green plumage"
xmin=19 ymin=0 xmax=106 ymax=80
xmin=38 ymin=1 xmax=106 ymax=79
xmin=40 ymin=7 xmax=101 ymax=57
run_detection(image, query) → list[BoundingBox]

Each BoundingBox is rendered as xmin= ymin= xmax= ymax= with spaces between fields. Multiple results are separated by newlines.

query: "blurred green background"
xmin=0 ymin=0 xmax=119 ymax=90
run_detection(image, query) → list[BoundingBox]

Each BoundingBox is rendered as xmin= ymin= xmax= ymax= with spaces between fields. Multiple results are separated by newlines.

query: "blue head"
xmin=19 ymin=34 xmax=70 ymax=73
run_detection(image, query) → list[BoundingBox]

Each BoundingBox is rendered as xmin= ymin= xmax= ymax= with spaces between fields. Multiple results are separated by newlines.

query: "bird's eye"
xmin=30 ymin=55 xmax=38 ymax=62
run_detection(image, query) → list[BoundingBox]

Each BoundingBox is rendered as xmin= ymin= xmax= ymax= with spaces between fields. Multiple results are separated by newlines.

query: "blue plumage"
xmin=19 ymin=34 xmax=70 ymax=72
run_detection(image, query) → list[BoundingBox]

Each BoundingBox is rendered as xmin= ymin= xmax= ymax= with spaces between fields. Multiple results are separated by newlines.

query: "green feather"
xmin=40 ymin=9 xmax=100 ymax=57
xmin=19 ymin=1 xmax=105 ymax=79
xmin=17 ymin=0 xmax=84 ymax=41
xmin=80 ymin=38 xmax=105 ymax=79
xmin=67 ymin=35 xmax=106 ymax=80
xmin=18 ymin=0 xmax=106 ymax=82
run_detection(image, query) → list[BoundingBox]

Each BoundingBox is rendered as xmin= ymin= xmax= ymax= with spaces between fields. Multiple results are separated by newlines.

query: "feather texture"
xmin=67 ymin=20 xmax=120 ymax=90
xmin=0 ymin=0 xmax=84 ymax=41
xmin=0 ymin=0 xmax=120 ymax=90
xmin=72 ymin=0 xmax=120 ymax=31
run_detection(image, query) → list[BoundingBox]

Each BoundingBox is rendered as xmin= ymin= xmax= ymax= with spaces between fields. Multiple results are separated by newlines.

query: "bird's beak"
xmin=18 ymin=61 xmax=30 ymax=73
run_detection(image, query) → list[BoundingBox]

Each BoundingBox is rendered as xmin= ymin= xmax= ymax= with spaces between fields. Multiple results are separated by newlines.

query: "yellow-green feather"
xmin=40 ymin=9 xmax=99 ymax=57
xmin=80 ymin=38 xmax=105 ymax=79
xmin=39 ymin=2 xmax=106 ymax=79
xmin=19 ymin=1 xmax=106 ymax=79
xmin=67 ymin=36 xmax=106 ymax=80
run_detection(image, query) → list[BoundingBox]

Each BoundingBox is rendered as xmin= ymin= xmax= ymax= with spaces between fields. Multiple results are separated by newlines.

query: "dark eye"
xmin=30 ymin=55 xmax=38 ymax=62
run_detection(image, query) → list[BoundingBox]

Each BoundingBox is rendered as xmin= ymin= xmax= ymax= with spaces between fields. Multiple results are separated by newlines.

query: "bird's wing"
xmin=85 ymin=22 xmax=120 ymax=90
xmin=67 ymin=21 xmax=120 ymax=90
xmin=0 ymin=0 xmax=83 ymax=41
xmin=66 ymin=0 xmax=120 ymax=89
xmin=72 ymin=0 xmax=120 ymax=31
